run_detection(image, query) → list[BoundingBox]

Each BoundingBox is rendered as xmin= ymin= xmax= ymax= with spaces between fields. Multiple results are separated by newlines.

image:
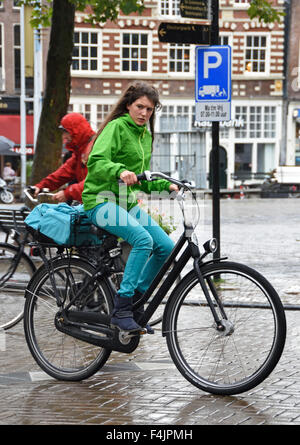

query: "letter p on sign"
xmin=204 ymin=52 xmax=222 ymax=78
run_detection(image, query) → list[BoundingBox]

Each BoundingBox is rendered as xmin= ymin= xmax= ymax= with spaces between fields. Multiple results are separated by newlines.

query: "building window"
xmin=96 ymin=104 xmax=112 ymax=128
xmin=159 ymin=0 xmax=180 ymax=16
xmin=14 ymin=24 xmax=20 ymax=90
xmin=245 ymin=35 xmax=267 ymax=73
xmin=72 ymin=30 xmax=101 ymax=73
xmin=169 ymin=44 xmax=190 ymax=73
xmin=159 ymin=105 xmax=194 ymax=131
xmin=263 ymin=106 xmax=276 ymax=138
xmin=249 ymin=106 xmax=262 ymax=138
xmin=235 ymin=143 xmax=252 ymax=174
xmin=234 ymin=0 xmax=250 ymax=5
xmin=235 ymin=106 xmax=248 ymax=138
xmin=121 ymin=33 xmax=148 ymax=72
xmin=235 ymin=105 xmax=276 ymax=139
xmin=77 ymin=104 xmax=91 ymax=123
xmin=220 ymin=35 xmax=229 ymax=46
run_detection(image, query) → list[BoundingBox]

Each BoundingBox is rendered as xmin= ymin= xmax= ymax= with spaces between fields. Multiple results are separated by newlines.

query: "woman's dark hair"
xmin=95 ymin=82 xmax=161 ymax=147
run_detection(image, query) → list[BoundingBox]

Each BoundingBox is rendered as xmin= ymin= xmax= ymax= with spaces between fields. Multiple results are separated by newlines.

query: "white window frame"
xmin=233 ymin=0 xmax=250 ymax=6
xmin=159 ymin=0 xmax=180 ymax=17
xmin=244 ymin=33 xmax=270 ymax=76
xmin=219 ymin=33 xmax=233 ymax=47
xmin=234 ymin=104 xmax=277 ymax=140
xmin=70 ymin=98 xmax=115 ymax=132
xmin=168 ymin=43 xmax=194 ymax=77
xmin=157 ymin=102 xmax=195 ymax=132
xmin=120 ymin=31 xmax=152 ymax=76
xmin=71 ymin=28 xmax=102 ymax=76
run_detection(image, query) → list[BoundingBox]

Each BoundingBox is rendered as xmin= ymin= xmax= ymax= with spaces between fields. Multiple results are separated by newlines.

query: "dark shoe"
xmin=111 ymin=294 xmax=142 ymax=332
xmin=133 ymin=290 xmax=154 ymax=334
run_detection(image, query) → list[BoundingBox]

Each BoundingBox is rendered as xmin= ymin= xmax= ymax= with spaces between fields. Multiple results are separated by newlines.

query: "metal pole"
xmin=211 ymin=0 xmax=220 ymax=259
xmin=33 ymin=27 xmax=42 ymax=147
xmin=20 ymin=5 xmax=27 ymax=195
xmin=33 ymin=1 xmax=42 ymax=147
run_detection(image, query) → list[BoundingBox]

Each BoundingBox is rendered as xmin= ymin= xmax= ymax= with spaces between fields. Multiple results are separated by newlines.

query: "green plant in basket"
xmin=138 ymin=199 xmax=177 ymax=235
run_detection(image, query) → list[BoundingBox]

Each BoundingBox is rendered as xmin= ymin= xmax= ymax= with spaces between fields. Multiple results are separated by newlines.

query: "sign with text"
xmin=158 ymin=22 xmax=210 ymax=45
xmin=180 ymin=0 xmax=211 ymax=20
xmin=195 ymin=45 xmax=231 ymax=121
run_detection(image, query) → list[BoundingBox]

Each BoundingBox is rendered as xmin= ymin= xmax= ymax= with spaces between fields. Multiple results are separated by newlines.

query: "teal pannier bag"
xmin=24 ymin=203 xmax=103 ymax=247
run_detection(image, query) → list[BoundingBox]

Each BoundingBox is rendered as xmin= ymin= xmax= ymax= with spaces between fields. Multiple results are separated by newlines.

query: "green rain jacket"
xmin=82 ymin=113 xmax=171 ymax=211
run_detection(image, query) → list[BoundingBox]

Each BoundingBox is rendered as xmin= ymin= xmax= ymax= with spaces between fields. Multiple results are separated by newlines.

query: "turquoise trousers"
xmin=86 ymin=202 xmax=174 ymax=298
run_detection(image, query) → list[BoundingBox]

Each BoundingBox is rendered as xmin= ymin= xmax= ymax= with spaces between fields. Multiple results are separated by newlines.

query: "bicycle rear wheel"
xmin=165 ymin=261 xmax=286 ymax=395
xmin=0 ymin=242 xmax=36 ymax=330
xmin=24 ymin=257 xmax=113 ymax=381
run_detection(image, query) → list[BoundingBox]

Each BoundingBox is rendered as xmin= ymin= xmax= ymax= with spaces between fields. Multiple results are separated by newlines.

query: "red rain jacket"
xmin=35 ymin=113 xmax=95 ymax=202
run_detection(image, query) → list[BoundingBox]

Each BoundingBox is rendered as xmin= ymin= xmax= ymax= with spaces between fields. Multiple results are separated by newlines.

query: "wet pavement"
xmin=1 ymin=197 xmax=300 ymax=426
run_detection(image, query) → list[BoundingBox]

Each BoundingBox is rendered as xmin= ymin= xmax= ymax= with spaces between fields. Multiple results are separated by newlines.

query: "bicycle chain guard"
xmin=54 ymin=310 xmax=141 ymax=353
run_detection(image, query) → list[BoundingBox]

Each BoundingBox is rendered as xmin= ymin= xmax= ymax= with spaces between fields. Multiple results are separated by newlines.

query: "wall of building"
xmin=0 ymin=0 xmax=288 ymax=188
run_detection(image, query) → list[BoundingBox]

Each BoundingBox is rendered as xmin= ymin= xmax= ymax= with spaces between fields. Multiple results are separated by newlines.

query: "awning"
xmin=0 ymin=115 xmax=34 ymax=155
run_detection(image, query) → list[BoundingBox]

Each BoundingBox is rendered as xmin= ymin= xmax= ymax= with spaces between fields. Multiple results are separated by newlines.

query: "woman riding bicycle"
xmin=82 ymin=82 xmax=178 ymax=333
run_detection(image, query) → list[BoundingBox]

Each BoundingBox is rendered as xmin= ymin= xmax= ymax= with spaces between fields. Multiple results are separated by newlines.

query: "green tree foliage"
xmin=17 ymin=0 xmax=145 ymax=184
xmin=18 ymin=0 xmax=145 ymax=27
xmin=248 ymin=0 xmax=285 ymax=24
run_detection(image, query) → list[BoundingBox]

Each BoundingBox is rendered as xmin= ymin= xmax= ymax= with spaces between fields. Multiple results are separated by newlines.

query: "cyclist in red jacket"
xmin=33 ymin=113 xmax=95 ymax=203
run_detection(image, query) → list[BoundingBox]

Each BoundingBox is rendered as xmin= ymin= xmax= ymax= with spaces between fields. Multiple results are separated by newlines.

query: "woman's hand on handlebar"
xmin=119 ymin=170 xmax=140 ymax=186
xmin=33 ymin=186 xmax=40 ymax=197
xmin=169 ymin=183 xmax=179 ymax=193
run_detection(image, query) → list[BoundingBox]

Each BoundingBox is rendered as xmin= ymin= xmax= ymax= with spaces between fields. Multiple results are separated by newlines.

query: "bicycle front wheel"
xmin=165 ymin=261 xmax=286 ymax=395
xmin=0 ymin=243 xmax=36 ymax=330
xmin=24 ymin=257 xmax=113 ymax=381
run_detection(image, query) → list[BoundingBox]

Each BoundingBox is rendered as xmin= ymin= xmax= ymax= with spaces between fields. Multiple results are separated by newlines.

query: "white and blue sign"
xmin=195 ymin=45 xmax=231 ymax=121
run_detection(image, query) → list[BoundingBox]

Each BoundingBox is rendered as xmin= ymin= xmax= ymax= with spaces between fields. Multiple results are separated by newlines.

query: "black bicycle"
xmin=0 ymin=188 xmax=129 ymax=330
xmin=0 ymin=188 xmax=65 ymax=330
xmin=23 ymin=171 xmax=286 ymax=395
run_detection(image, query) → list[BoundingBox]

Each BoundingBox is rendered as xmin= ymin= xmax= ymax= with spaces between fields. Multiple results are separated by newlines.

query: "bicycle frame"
xmin=31 ymin=172 xmax=228 ymax=351
xmin=46 ymin=222 xmax=224 ymax=336
xmin=0 ymin=230 xmax=33 ymax=288
xmin=134 ymin=231 xmax=225 ymax=333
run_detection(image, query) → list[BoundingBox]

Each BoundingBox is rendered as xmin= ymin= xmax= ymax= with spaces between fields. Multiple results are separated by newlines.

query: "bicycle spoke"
xmin=24 ymin=258 xmax=113 ymax=381
xmin=166 ymin=262 xmax=286 ymax=395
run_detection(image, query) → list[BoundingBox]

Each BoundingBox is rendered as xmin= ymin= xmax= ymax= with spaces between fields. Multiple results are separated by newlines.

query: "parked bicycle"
xmin=0 ymin=187 xmax=168 ymax=331
xmin=23 ymin=171 xmax=286 ymax=395
xmin=0 ymin=187 xmax=122 ymax=330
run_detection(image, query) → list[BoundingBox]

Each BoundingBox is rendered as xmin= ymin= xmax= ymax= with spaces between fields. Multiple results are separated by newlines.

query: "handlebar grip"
xmin=118 ymin=172 xmax=147 ymax=184
xmin=136 ymin=172 xmax=146 ymax=181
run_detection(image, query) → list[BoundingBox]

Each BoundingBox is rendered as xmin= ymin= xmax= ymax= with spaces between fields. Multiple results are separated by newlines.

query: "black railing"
xmin=231 ymin=172 xmax=272 ymax=181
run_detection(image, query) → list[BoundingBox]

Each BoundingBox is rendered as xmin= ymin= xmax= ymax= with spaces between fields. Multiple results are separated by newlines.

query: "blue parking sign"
xmin=195 ymin=45 xmax=231 ymax=121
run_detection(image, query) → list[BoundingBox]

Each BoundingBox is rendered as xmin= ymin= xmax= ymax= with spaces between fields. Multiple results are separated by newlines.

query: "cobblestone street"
xmin=1 ymin=197 xmax=300 ymax=426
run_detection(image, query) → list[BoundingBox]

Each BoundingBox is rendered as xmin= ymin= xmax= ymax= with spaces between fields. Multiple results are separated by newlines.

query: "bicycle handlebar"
xmin=24 ymin=187 xmax=55 ymax=204
xmin=119 ymin=171 xmax=194 ymax=189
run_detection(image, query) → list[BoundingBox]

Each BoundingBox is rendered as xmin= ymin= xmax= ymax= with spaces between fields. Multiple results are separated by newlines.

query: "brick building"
xmin=285 ymin=0 xmax=300 ymax=166
xmin=0 ymin=0 xmax=287 ymax=188
xmin=69 ymin=0 xmax=286 ymax=188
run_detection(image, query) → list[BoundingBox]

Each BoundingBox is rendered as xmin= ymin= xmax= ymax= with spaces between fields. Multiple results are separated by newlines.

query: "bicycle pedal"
xmin=110 ymin=324 xmax=143 ymax=336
